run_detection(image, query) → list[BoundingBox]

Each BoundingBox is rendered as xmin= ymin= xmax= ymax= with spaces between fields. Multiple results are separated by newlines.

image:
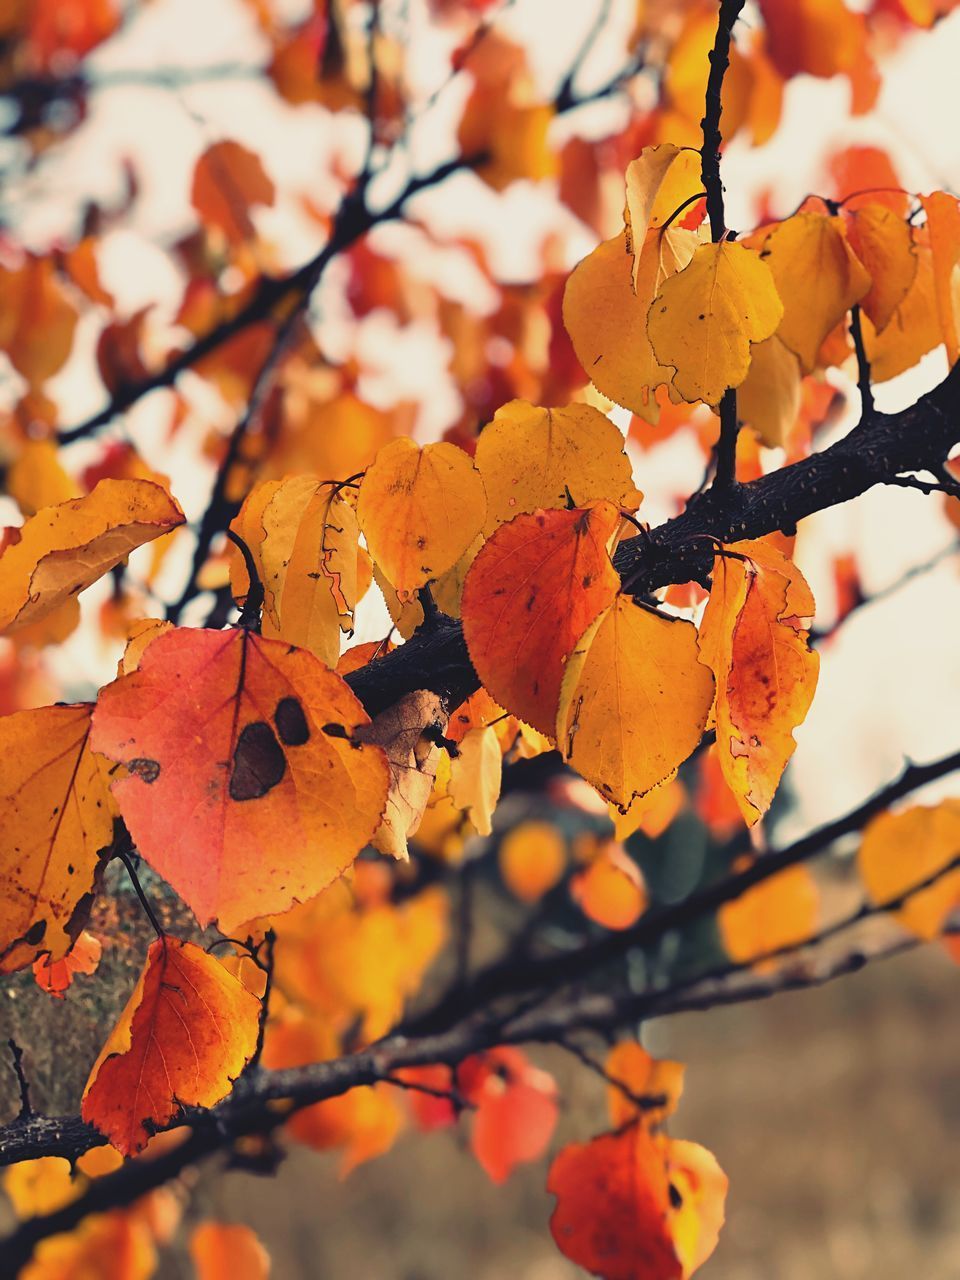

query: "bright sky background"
xmin=1 ymin=0 xmax=958 ymax=840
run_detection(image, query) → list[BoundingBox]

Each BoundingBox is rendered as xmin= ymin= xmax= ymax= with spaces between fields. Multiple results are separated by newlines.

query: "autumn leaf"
xmin=857 ymin=801 xmax=960 ymax=939
xmin=717 ymin=864 xmax=819 ymax=965
xmin=0 ymin=254 xmax=79 ymax=387
xmin=624 ymin=145 xmax=703 ymax=279
xmin=845 ymin=203 xmax=917 ymax=333
xmin=90 ymin=627 xmax=390 ymax=932
xmin=474 ymin=399 xmax=642 ymax=532
xmin=18 ymin=1211 xmax=157 ymax=1280
xmin=499 ymin=821 xmax=567 ymax=902
xmin=461 ymin=502 xmax=622 ymax=736
xmin=33 ymin=928 xmax=102 ymax=999
xmin=563 ymin=228 xmax=699 ymax=419
xmin=760 ymin=212 xmax=871 ymax=372
xmin=863 ymin=233 xmax=942 ymax=382
xmin=920 ymin=191 xmax=960 ymax=365
xmin=0 ymin=704 xmax=117 ymax=974
xmin=557 ymin=596 xmax=715 ymax=810
xmin=230 ymin=476 xmax=361 ymax=667
xmin=459 ymin=1048 xmax=558 ymax=1184
xmin=355 ymin=689 xmax=448 ymax=860
xmin=647 ymin=240 xmax=783 ymax=406
xmin=0 ymin=479 xmax=185 ymax=636
xmin=572 ymin=842 xmax=647 ymax=930
xmin=737 ymin=335 xmax=802 ymax=448
xmin=191 ymin=140 xmax=276 ymax=245
xmin=82 ymin=938 xmax=260 ymax=1155
xmin=357 ymin=438 xmax=487 ymax=600
xmin=190 ymin=1222 xmax=271 ymax=1280
xmin=605 ymin=1042 xmax=685 ymax=1130
xmin=698 ymin=538 xmax=819 ymax=825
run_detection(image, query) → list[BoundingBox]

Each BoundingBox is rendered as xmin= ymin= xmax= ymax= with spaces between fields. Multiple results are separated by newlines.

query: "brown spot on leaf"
xmin=274 ymin=696 xmax=309 ymax=746
xmin=229 ymin=721 xmax=286 ymax=801
xmin=129 ymin=758 xmax=161 ymax=784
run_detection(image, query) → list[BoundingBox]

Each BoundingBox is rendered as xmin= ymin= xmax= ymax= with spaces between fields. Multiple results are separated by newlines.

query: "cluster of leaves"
xmin=1 ymin=1 xmax=960 ymax=1278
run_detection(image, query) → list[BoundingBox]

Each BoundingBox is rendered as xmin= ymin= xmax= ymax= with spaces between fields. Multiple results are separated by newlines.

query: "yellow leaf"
xmin=0 ymin=704 xmax=116 ymax=973
xmin=475 ymin=399 xmax=642 ymax=533
xmin=698 ymin=538 xmax=819 ymax=825
xmin=647 ymin=241 xmax=783 ymax=405
xmin=0 ymin=479 xmax=185 ymax=636
xmin=6 ymin=440 xmax=80 ymax=517
xmin=605 ymin=1042 xmax=685 ymax=1129
xmin=858 ymin=801 xmax=960 ymax=940
xmin=624 ymin=144 xmax=703 ymax=284
xmin=231 ymin=476 xmax=360 ymax=667
xmin=846 ymin=203 xmax=917 ymax=333
xmin=357 ymin=438 xmax=486 ymax=600
xmin=558 ymin=596 xmax=715 ymax=810
xmin=718 ymin=864 xmax=819 ymax=965
xmin=863 ymin=235 xmax=942 ymax=382
xmin=920 ymin=191 xmax=960 ymax=365
xmin=760 ymin=212 xmax=871 ymax=372
xmin=563 ymin=228 xmax=699 ymax=418
xmin=448 ymin=725 xmax=502 ymax=837
xmin=737 ymin=335 xmax=802 ymax=448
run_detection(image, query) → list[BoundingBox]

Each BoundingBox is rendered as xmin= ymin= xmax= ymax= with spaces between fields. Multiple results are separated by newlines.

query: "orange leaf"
xmin=82 ymin=938 xmax=260 ymax=1155
xmin=18 ymin=1210 xmax=157 ymax=1280
xmin=461 ymin=503 xmax=621 ymax=736
xmin=548 ymin=1125 xmax=681 ymax=1280
xmin=845 ymin=204 xmax=917 ymax=333
xmin=717 ymin=864 xmax=819 ymax=965
xmin=549 ymin=1125 xmax=726 ymax=1280
xmin=33 ymin=929 xmax=102 ymax=998
xmin=920 ymin=191 xmax=960 ymax=366
xmin=0 ymin=704 xmax=116 ymax=974
xmin=499 ymin=820 xmax=567 ymax=902
xmin=0 ymin=255 xmax=78 ymax=387
xmin=90 ymin=628 xmax=389 ymax=932
xmin=698 ymin=538 xmax=819 ymax=825
xmin=462 ymin=1048 xmax=557 ymax=1184
xmin=0 ymin=479 xmax=185 ymax=637
xmin=605 ymin=1042 xmax=685 ymax=1130
xmin=190 ymin=1222 xmax=271 ymax=1280
xmin=572 ymin=843 xmax=647 ymax=931
xmin=857 ymin=801 xmax=960 ymax=939
xmin=191 ymin=140 xmax=276 ymax=245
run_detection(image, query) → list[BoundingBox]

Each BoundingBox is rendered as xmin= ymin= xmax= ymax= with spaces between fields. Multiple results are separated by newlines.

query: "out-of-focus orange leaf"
xmin=2 ymin=1157 xmax=79 ymax=1219
xmin=33 ymin=928 xmax=102 ymax=998
xmin=462 ymin=503 xmax=621 ymax=736
xmin=189 ymin=1222 xmax=271 ymax=1280
xmin=499 ymin=820 xmax=567 ymax=902
xmin=474 ymin=399 xmax=641 ymax=532
xmin=698 ymin=538 xmax=819 ymax=825
xmin=605 ymin=1042 xmax=685 ymax=1130
xmin=25 ymin=0 xmax=121 ymax=71
xmin=90 ymin=628 xmax=389 ymax=932
xmin=572 ymin=842 xmax=647 ymax=931
xmin=826 ymin=144 xmax=908 ymax=215
xmin=718 ymin=864 xmax=819 ymax=965
xmin=558 ymin=596 xmax=714 ymax=810
xmin=461 ymin=1048 xmax=557 ymax=1184
xmin=759 ymin=0 xmax=865 ymax=80
xmin=357 ymin=438 xmax=486 ymax=601
xmin=191 ymin=140 xmax=276 ymax=245
xmin=6 ymin=439 xmax=80 ymax=517
xmin=858 ymin=801 xmax=960 ymax=939
xmin=0 ymin=255 xmax=78 ymax=387
xmin=737 ymin=335 xmax=802 ymax=448
xmin=82 ymin=938 xmax=261 ymax=1155
xmin=610 ymin=777 xmax=685 ymax=841
xmin=0 ymin=704 xmax=116 ymax=973
xmin=19 ymin=1210 xmax=157 ymax=1280
xmin=0 ymin=479 xmax=184 ymax=637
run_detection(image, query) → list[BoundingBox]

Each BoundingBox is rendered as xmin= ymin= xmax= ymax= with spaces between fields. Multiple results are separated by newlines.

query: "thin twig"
xmin=849 ymin=303 xmax=875 ymax=416
xmin=7 ymin=1041 xmax=32 ymax=1121
xmin=116 ymin=848 xmax=165 ymax=943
